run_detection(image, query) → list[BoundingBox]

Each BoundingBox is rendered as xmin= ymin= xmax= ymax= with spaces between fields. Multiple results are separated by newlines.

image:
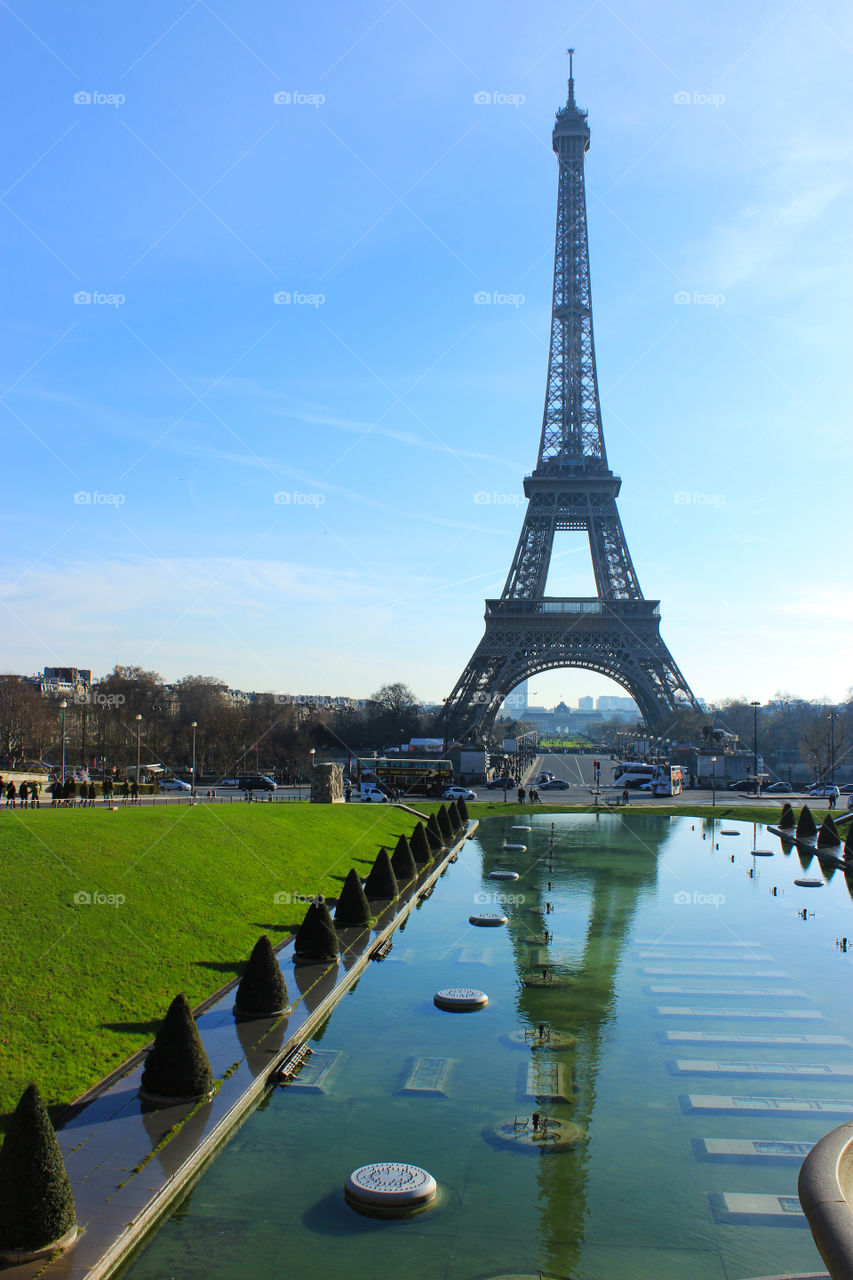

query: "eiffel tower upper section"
xmin=500 ymin=52 xmax=643 ymax=604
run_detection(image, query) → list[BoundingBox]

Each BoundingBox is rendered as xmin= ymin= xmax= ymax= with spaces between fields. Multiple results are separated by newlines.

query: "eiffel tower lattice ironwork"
xmin=445 ymin=55 xmax=700 ymax=740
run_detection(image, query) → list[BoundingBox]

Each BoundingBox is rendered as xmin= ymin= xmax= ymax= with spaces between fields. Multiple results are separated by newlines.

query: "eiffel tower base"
xmin=445 ymin=597 xmax=695 ymax=742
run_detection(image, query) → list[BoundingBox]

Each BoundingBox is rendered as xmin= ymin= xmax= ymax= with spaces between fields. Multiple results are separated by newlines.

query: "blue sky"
xmin=2 ymin=0 xmax=851 ymax=709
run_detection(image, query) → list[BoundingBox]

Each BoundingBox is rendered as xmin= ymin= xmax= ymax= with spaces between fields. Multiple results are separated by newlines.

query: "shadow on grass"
xmin=253 ymin=921 xmax=299 ymax=935
xmin=193 ymin=960 xmax=244 ymax=975
xmin=100 ymin=1019 xmax=161 ymax=1035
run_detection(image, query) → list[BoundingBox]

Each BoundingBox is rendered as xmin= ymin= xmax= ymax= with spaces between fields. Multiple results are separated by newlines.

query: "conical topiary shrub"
xmin=447 ymin=800 xmax=462 ymax=830
xmin=778 ymin=803 xmax=795 ymax=830
xmin=437 ymin=805 xmax=454 ymax=842
xmin=363 ymin=846 xmax=399 ymax=901
xmin=390 ymin=832 xmax=417 ymax=885
xmin=0 ymin=1083 xmax=76 ymax=1256
xmin=818 ymin=815 xmax=841 ymax=849
xmin=796 ymin=805 xmax=817 ymax=839
xmin=234 ymin=935 xmax=288 ymax=1016
xmin=334 ymin=868 xmax=371 ymax=927
xmin=457 ymin=797 xmax=470 ymax=824
xmin=426 ymin=812 xmax=444 ymax=852
xmin=294 ymin=898 xmax=340 ymax=964
xmin=410 ymin=821 xmax=432 ymax=865
xmin=844 ymin=825 xmax=853 ymax=860
xmin=140 ymin=993 xmax=214 ymax=1101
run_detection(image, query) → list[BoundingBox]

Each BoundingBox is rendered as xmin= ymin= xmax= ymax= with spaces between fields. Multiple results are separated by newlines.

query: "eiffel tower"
xmin=445 ymin=55 xmax=699 ymax=741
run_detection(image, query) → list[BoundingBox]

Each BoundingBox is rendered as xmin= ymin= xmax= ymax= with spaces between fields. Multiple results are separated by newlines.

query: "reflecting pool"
xmin=120 ymin=812 xmax=853 ymax=1279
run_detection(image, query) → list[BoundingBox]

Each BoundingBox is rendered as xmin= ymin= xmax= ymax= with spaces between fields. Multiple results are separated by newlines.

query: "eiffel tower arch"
xmin=445 ymin=55 xmax=699 ymax=743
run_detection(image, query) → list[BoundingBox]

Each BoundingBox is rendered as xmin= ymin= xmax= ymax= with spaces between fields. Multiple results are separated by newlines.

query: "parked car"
xmin=808 ymin=784 xmax=840 ymax=799
xmin=443 ymin=785 xmax=477 ymax=800
xmin=839 ymin=783 xmax=853 ymax=794
xmin=486 ymin=777 xmax=516 ymax=789
xmin=765 ymin=781 xmax=792 ymax=794
xmin=539 ymin=779 xmax=569 ymax=790
xmin=727 ymin=779 xmax=756 ymax=792
xmin=237 ymin=775 xmax=277 ymax=791
xmin=360 ymin=785 xmax=388 ymax=803
xmin=160 ymin=777 xmax=192 ymax=792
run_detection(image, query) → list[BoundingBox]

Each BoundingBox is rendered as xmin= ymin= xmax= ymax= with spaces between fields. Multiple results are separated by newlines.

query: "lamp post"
xmin=750 ymin=701 xmax=760 ymax=795
xmin=828 ymin=709 xmax=839 ymax=788
xmin=190 ymin=721 xmax=197 ymax=800
xmin=309 ymin=747 xmax=315 ymax=799
xmin=135 ymin=714 xmax=142 ymax=799
xmin=60 ymin=699 xmax=68 ymax=783
xmin=711 ymin=755 xmax=717 ymax=808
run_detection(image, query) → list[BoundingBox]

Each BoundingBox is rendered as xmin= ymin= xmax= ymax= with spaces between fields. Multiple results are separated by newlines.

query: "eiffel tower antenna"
xmin=444 ymin=61 xmax=699 ymax=742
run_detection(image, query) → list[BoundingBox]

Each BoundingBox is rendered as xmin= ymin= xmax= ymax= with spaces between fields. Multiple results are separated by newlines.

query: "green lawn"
xmin=0 ymin=803 xmax=416 ymax=1127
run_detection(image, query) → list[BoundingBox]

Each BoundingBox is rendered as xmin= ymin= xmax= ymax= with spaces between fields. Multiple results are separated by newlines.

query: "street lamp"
xmin=190 ymin=721 xmax=198 ymax=800
xmin=60 ymin=699 xmax=68 ymax=783
xmin=711 ymin=755 xmax=717 ymax=808
xmin=135 ymin=714 xmax=142 ymax=800
xmin=750 ymin=701 xmax=760 ymax=795
xmin=828 ymin=709 xmax=839 ymax=788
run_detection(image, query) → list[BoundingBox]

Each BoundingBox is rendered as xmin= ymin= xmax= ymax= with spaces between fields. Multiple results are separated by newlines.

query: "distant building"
xmin=501 ymin=680 xmax=529 ymax=717
xmin=39 ymin=667 xmax=91 ymax=695
xmin=577 ymin=696 xmax=594 ymax=711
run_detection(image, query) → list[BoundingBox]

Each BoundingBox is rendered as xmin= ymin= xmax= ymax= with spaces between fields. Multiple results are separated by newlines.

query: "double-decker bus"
xmin=356 ymin=757 xmax=453 ymax=798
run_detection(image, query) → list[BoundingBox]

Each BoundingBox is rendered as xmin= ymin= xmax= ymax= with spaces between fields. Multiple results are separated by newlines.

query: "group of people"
xmin=1 ymin=775 xmax=141 ymax=807
xmin=516 ymin=786 xmax=542 ymax=803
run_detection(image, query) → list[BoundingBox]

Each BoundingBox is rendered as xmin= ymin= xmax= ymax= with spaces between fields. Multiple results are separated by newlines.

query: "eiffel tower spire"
xmin=444 ymin=61 xmax=699 ymax=739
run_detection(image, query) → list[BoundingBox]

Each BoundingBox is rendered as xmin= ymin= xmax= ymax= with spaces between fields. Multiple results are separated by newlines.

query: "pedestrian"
xmin=121 ymin=778 xmax=129 ymax=802
xmin=49 ymin=779 xmax=59 ymax=806
xmin=88 ymin=781 xmax=97 ymax=806
xmin=517 ymin=786 xmax=526 ymax=804
xmin=131 ymin=779 xmax=139 ymax=803
xmin=103 ymin=777 xmax=113 ymax=801
xmin=6 ymin=781 xmax=16 ymax=808
xmin=30 ymin=780 xmax=39 ymax=807
xmin=19 ymin=781 xmax=29 ymax=808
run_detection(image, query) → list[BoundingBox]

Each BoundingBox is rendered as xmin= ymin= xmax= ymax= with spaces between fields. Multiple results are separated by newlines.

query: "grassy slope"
xmin=0 ymin=804 xmax=413 ymax=1125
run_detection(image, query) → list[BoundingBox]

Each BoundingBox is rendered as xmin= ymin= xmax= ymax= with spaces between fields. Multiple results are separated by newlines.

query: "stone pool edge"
xmin=56 ymin=819 xmax=476 ymax=1280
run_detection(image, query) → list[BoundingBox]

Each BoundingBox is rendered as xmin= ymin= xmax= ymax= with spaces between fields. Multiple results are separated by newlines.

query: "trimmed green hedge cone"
xmin=447 ymin=800 xmax=462 ymax=830
xmin=818 ymin=815 xmax=841 ymax=849
xmin=141 ymin=993 xmax=214 ymax=1099
xmin=778 ymin=803 xmax=795 ymax=830
xmin=235 ymin=935 xmax=288 ymax=1015
xmin=334 ymin=868 xmax=371 ymax=927
xmin=437 ymin=805 xmax=454 ymax=841
xmin=0 ymin=1083 xmax=76 ymax=1253
xmin=363 ymin=846 xmax=399 ymax=901
xmin=410 ymin=821 xmax=432 ymax=865
xmin=457 ymin=797 xmax=470 ymax=824
xmin=390 ymin=833 xmax=417 ymax=885
xmin=796 ymin=805 xmax=817 ymax=839
xmin=294 ymin=898 xmax=340 ymax=962
xmin=426 ymin=812 xmax=444 ymax=852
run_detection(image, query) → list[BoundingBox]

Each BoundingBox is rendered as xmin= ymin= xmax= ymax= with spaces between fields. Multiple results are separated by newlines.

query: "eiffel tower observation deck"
xmin=445 ymin=55 xmax=700 ymax=742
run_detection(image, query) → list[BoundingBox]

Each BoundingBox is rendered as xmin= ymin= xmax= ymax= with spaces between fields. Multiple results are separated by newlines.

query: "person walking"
xmin=30 ymin=780 xmax=39 ymax=808
xmin=18 ymin=781 xmax=29 ymax=808
xmin=130 ymin=778 xmax=139 ymax=803
xmin=517 ymin=785 xmax=526 ymax=804
xmin=88 ymin=781 xmax=96 ymax=806
xmin=121 ymin=778 xmax=129 ymax=802
xmin=5 ymin=781 xmax=16 ymax=808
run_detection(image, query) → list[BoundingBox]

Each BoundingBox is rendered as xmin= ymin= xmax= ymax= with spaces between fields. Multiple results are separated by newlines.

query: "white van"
xmin=360 ymin=784 xmax=389 ymax=803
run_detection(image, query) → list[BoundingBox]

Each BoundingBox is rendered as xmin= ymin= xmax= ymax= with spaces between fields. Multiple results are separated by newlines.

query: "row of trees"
xmin=0 ymin=669 xmax=428 ymax=779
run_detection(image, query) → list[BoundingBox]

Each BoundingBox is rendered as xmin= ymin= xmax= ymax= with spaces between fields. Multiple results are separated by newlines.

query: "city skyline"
xmin=2 ymin=1 xmax=851 ymax=708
